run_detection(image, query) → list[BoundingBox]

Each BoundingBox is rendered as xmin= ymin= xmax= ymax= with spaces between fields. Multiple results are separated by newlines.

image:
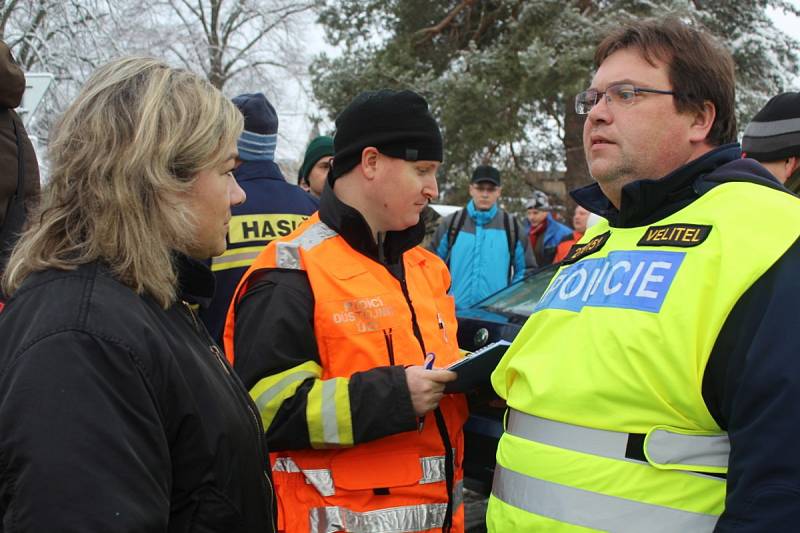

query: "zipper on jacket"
xmin=383 ymin=328 xmax=395 ymax=365
xmin=181 ymin=300 xmax=200 ymax=330
xmin=397 ymin=276 xmax=426 ymax=359
xmin=180 ymin=300 xmax=277 ymax=532
xmin=209 ymin=344 xmax=232 ymax=375
xmin=395 ymin=276 xmax=455 ymax=533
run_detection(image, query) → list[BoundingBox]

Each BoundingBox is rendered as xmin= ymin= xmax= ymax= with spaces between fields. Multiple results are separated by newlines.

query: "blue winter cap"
xmin=232 ymin=92 xmax=278 ymax=161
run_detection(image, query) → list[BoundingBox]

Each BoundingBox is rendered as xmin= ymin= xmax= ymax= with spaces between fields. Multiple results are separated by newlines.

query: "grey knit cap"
xmin=742 ymin=92 xmax=800 ymax=162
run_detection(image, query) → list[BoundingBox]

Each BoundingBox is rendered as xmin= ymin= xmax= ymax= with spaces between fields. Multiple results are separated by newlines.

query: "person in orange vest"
xmin=552 ymin=205 xmax=591 ymax=263
xmin=224 ymin=89 xmax=469 ymax=533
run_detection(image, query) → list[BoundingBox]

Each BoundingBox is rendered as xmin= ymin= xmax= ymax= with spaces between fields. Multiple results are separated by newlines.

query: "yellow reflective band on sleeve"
xmin=211 ymin=246 xmax=265 ymax=271
xmin=249 ymin=360 xmax=322 ymax=430
xmin=228 ymin=213 xmax=309 ymax=244
xmin=306 ymin=377 xmax=354 ymax=449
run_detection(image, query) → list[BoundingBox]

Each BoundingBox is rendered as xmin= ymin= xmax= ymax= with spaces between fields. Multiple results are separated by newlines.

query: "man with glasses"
xmin=489 ymin=17 xmax=800 ymax=532
xmin=430 ymin=165 xmax=533 ymax=309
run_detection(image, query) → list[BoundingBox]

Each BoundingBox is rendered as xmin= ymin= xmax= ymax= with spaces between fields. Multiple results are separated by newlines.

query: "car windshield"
xmin=477 ymin=265 xmax=557 ymax=318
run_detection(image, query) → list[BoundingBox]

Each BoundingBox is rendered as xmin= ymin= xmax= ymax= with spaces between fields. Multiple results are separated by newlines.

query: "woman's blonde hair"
xmin=2 ymin=57 xmax=243 ymax=307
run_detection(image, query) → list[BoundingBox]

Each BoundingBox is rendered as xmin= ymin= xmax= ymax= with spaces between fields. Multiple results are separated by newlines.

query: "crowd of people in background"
xmin=429 ymin=165 xmax=532 ymax=309
xmin=1 ymin=13 xmax=800 ymax=532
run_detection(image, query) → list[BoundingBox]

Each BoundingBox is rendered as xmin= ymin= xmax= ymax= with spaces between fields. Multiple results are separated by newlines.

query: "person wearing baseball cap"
xmin=742 ymin=92 xmax=800 ymax=192
xmin=430 ymin=164 xmax=534 ymax=308
xmin=225 ymin=89 xmax=469 ymax=532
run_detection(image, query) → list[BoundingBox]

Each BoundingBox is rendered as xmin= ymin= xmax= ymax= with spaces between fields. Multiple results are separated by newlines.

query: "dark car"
xmin=456 ymin=265 xmax=558 ymax=495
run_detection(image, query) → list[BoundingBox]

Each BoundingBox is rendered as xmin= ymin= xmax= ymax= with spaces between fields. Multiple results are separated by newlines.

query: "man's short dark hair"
xmin=594 ymin=17 xmax=736 ymax=147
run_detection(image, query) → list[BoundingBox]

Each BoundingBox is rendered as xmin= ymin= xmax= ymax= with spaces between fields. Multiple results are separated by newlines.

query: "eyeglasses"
xmin=575 ymin=83 xmax=676 ymax=115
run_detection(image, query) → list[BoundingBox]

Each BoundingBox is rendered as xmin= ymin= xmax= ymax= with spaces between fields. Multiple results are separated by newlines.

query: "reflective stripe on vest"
xmin=454 ymin=478 xmax=464 ymax=510
xmin=507 ymin=409 xmax=729 ymax=473
xmin=275 ymin=222 xmax=338 ymax=270
xmin=647 ymin=427 xmax=729 ymax=470
xmin=250 ymin=361 xmax=322 ymax=431
xmin=273 ymin=457 xmax=335 ymax=496
xmin=307 ymin=377 xmax=353 ymax=447
xmin=492 ymin=464 xmax=718 ymax=533
xmin=488 ymin=183 xmax=800 ymax=531
xmin=210 ymin=245 xmax=263 ymax=271
xmin=226 ymin=212 xmax=468 ymax=530
xmin=420 ymin=455 xmax=448 ymax=484
xmin=309 ymin=479 xmax=464 ymax=533
xmin=273 ymin=454 xmax=457 ymax=497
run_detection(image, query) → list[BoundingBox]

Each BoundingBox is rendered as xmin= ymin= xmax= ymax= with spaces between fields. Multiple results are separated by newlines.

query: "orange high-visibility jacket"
xmin=224 ymin=213 xmax=469 ymax=533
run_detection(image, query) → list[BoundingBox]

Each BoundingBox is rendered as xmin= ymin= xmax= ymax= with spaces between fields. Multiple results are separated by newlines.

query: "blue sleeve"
xmin=512 ymin=240 xmax=527 ymax=283
xmin=704 ymin=237 xmax=800 ymax=531
xmin=557 ymin=222 xmax=574 ymax=243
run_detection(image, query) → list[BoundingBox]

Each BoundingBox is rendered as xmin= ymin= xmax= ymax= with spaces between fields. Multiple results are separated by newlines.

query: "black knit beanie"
xmin=742 ymin=92 xmax=800 ymax=162
xmin=329 ymin=89 xmax=443 ymax=183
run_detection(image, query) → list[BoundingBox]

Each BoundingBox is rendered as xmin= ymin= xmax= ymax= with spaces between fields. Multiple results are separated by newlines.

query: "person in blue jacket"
xmin=200 ymin=92 xmax=318 ymax=343
xmin=429 ymin=165 xmax=534 ymax=309
xmin=525 ymin=190 xmax=574 ymax=265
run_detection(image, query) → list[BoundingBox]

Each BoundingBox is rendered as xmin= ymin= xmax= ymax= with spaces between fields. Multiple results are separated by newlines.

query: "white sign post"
xmin=17 ymin=73 xmax=54 ymax=127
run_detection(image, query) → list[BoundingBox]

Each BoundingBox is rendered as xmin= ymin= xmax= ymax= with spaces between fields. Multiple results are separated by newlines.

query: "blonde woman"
xmin=0 ymin=57 xmax=275 ymax=532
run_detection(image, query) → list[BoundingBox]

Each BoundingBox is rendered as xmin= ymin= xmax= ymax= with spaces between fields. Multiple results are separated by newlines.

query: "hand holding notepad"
xmin=444 ymin=340 xmax=511 ymax=393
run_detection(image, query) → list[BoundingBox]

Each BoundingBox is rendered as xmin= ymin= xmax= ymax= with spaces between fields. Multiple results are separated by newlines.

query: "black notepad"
xmin=444 ymin=340 xmax=511 ymax=393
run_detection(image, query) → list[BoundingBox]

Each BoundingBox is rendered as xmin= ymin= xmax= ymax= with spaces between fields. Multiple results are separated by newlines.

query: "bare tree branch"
xmin=0 ymin=0 xmax=21 ymax=38
xmin=226 ymin=58 xmax=289 ymax=78
xmin=415 ymin=0 xmax=476 ymax=42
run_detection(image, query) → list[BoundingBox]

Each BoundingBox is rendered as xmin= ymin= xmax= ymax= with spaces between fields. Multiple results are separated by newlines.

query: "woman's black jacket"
xmin=0 ymin=257 xmax=274 ymax=532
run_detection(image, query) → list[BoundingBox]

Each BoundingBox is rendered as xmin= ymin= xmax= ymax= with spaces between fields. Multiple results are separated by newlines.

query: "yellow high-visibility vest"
xmin=489 ymin=182 xmax=800 ymax=532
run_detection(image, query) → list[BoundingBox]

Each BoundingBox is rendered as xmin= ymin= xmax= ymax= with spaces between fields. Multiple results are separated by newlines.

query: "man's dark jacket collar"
xmin=318 ymin=181 xmax=424 ymax=265
xmin=572 ymin=143 xmax=785 ymax=228
xmin=234 ymin=159 xmax=286 ymax=183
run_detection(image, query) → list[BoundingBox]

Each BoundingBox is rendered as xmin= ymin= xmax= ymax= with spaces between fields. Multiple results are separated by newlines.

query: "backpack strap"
xmin=0 ymin=116 xmax=26 ymax=271
xmin=443 ymin=208 xmax=467 ymax=267
xmin=503 ymin=211 xmax=518 ymax=283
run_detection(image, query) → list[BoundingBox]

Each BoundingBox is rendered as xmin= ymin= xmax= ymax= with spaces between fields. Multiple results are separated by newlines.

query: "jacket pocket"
xmin=188 ymin=485 xmax=246 ymax=533
xmin=331 ymin=451 xmax=420 ymax=491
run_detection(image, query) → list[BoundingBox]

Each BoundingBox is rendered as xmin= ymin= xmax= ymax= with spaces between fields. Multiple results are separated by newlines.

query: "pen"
xmin=437 ymin=312 xmax=448 ymax=344
xmin=419 ymin=353 xmax=435 ymax=432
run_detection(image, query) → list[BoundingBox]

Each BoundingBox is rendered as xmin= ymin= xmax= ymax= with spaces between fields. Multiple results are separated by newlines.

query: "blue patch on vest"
xmin=535 ymin=250 xmax=685 ymax=313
